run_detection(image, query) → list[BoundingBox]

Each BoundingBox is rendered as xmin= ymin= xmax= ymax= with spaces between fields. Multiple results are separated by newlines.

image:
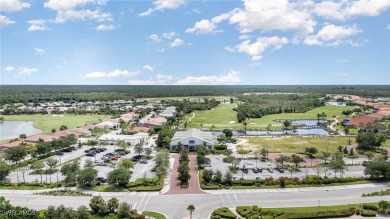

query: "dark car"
xmin=140 ymin=160 xmax=148 ymax=164
xmin=275 ymin=167 xmax=285 ymax=173
xmin=69 ymin=146 xmax=76 ymax=150
xmin=252 ymin=168 xmax=259 ymax=173
xmin=131 ymin=155 xmax=142 ymax=162
xmin=86 ymin=152 xmax=96 ymax=157
xmin=242 ymin=168 xmax=249 ymax=174
xmin=84 ymin=150 xmax=90 ymax=153
xmin=267 ymin=167 xmax=274 ymax=173
xmin=56 ymin=152 xmax=64 ymax=156
xmin=105 ymin=152 xmax=114 ymax=156
xmin=97 ymin=177 xmax=107 ymax=183
xmin=119 ymin=151 xmax=126 ymax=156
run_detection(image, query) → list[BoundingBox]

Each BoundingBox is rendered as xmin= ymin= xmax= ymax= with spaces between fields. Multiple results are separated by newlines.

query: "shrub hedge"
xmin=361 ymin=210 xmax=376 ymax=217
xmin=211 ymin=207 xmax=237 ymax=219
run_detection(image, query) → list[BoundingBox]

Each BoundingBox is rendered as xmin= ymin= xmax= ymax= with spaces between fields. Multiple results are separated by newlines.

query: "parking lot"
xmin=7 ymin=138 xmax=158 ymax=183
xmin=204 ymin=155 xmax=366 ymax=180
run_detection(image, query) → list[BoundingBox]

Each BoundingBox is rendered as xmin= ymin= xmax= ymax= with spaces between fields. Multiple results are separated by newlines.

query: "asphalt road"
xmin=2 ymin=183 xmax=390 ymax=219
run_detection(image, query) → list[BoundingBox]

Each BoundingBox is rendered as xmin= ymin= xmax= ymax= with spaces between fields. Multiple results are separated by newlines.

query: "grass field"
xmin=2 ymin=114 xmax=110 ymax=134
xmin=266 ymin=203 xmax=362 ymax=213
xmin=242 ymin=136 xmax=390 ymax=153
xmin=142 ymin=211 xmax=167 ymax=219
xmin=181 ymin=104 xmax=356 ymax=129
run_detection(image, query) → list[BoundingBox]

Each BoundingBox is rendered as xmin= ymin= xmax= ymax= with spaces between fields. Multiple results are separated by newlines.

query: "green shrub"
xmin=236 ymin=206 xmax=252 ymax=217
xmin=262 ymin=216 xmax=274 ymax=219
xmin=223 ymin=156 xmax=236 ymax=163
xmin=363 ymin=204 xmax=378 ymax=211
xmin=215 ymin=145 xmax=228 ymax=150
xmin=252 ymin=205 xmax=260 ymax=212
xmin=356 ymin=209 xmax=361 ymax=215
xmin=249 ymin=213 xmax=259 ymax=219
xmin=361 ymin=210 xmax=376 ymax=217
xmin=212 ymin=207 xmax=237 ymax=219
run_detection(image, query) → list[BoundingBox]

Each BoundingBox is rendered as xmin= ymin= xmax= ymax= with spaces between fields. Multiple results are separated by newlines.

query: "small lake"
xmin=213 ymin=128 xmax=329 ymax=136
xmin=326 ymin=102 xmax=346 ymax=106
xmin=277 ymin=119 xmax=326 ymax=126
xmin=0 ymin=121 xmax=41 ymax=141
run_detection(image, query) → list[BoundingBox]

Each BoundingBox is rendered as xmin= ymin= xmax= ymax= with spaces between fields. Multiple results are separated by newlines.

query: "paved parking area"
xmin=7 ymin=143 xmax=157 ymax=183
xmin=204 ymin=155 xmax=366 ymax=180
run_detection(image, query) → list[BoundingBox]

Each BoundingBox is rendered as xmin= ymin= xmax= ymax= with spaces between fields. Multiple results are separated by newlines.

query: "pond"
xmin=213 ymin=128 xmax=329 ymax=136
xmin=277 ymin=119 xmax=326 ymax=126
xmin=326 ymin=102 xmax=346 ymax=106
xmin=0 ymin=121 xmax=41 ymax=141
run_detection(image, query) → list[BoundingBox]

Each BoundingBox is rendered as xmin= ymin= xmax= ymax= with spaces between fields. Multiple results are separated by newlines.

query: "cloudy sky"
xmin=1 ymin=0 xmax=389 ymax=85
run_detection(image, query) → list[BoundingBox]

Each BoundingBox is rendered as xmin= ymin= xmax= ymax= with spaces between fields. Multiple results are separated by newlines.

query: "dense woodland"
xmin=161 ymin=98 xmax=220 ymax=115
xmin=234 ymin=94 xmax=325 ymax=121
xmin=1 ymin=85 xmax=390 ymax=104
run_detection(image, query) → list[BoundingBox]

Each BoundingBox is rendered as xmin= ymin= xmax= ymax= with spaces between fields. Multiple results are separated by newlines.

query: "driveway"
xmin=164 ymin=154 xmax=206 ymax=195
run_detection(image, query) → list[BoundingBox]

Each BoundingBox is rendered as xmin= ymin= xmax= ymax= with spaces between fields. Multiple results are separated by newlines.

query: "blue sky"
xmin=1 ymin=0 xmax=389 ymax=85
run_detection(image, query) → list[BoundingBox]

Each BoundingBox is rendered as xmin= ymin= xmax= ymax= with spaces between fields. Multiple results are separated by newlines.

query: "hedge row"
xmin=279 ymin=208 xmax=356 ymax=219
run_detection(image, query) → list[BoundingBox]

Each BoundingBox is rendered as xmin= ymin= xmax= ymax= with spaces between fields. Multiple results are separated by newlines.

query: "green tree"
xmin=0 ymin=161 xmax=11 ymax=183
xmin=222 ymin=129 xmax=233 ymax=138
xmin=289 ymin=154 xmax=305 ymax=169
xmin=187 ymin=204 xmax=195 ymax=219
xmin=60 ymin=160 xmax=80 ymax=185
xmin=77 ymin=205 xmax=91 ymax=219
xmin=117 ymin=158 xmax=135 ymax=171
xmin=275 ymin=155 xmax=289 ymax=167
xmin=213 ymin=170 xmax=223 ymax=183
xmin=107 ymin=167 xmax=131 ymax=186
xmin=6 ymin=146 xmax=28 ymax=164
xmin=223 ymin=172 xmax=233 ymax=186
xmin=145 ymin=147 xmax=152 ymax=157
xmin=59 ymin=125 xmax=68 ymax=131
xmin=107 ymin=197 xmax=119 ymax=214
xmin=117 ymin=140 xmax=128 ymax=151
xmin=89 ymin=196 xmax=107 ymax=215
xmin=46 ymin=157 xmax=58 ymax=183
xmin=329 ymin=153 xmax=347 ymax=178
xmin=51 ymin=128 xmax=56 ymax=133
xmin=19 ymin=134 xmax=27 ymax=139
xmin=202 ymin=169 xmax=213 ymax=183
xmin=31 ymin=160 xmax=45 ymax=183
xmin=364 ymin=160 xmax=390 ymax=179
xmin=283 ymin=120 xmax=292 ymax=131
xmin=117 ymin=202 xmax=131 ymax=219
xmin=134 ymin=143 xmax=144 ymax=156
xmin=260 ymin=148 xmax=269 ymax=160
xmin=319 ymin=151 xmax=331 ymax=164
xmin=84 ymin=159 xmax=94 ymax=168
xmin=305 ymin=147 xmax=318 ymax=158
xmin=77 ymin=167 xmax=98 ymax=187
xmin=378 ymin=200 xmax=390 ymax=212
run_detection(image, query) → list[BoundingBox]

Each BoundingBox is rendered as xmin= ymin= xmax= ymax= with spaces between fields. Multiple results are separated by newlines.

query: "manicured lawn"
xmin=0 ymin=185 xmax=46 ymax=190
xmin=2 ymin=114 xmax=110 ymax=134
xmin=243 ymin=136 xmax=356 ymax=153
xmin=182 ymin=104 xmax=356 ymax=129
xmin=142 ymin=211 xmax=167 ymax=219
xmin=139 ymin=96 xmax=232 ymax=103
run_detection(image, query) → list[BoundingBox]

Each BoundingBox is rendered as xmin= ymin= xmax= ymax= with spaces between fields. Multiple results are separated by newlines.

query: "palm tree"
xmin=316 ymin=113 xmax=321 ymax=124
xmin=282 ymin=120 xmax=291 ymax=132
xmin=243 ymin=121 xmax=247 ymax=131
xmin=187 ymin=204 xmax=195 ymax=219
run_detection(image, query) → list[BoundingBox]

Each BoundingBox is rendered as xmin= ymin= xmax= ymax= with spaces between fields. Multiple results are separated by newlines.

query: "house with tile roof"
xmin=170 ymin=128 xmax=218 ymax=151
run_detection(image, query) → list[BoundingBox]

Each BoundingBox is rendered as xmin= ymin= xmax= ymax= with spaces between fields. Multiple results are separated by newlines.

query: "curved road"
xmin=1 ymin=183 xmax=390 ymax=219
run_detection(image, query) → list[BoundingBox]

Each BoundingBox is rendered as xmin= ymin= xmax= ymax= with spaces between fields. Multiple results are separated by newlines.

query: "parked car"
xmin=252 ymin=168 xmax=259 ymax=173
xmin=275 ymin=167 xmax=285 ymax=173
xmin=140 ymin=160 xmax=148 ymax=164
xmin=118 ymin=151 xmax=126 ymax=156
xmin=84 ymin=150 xmax=90 ymax=153
xmin=69 ymin=146 xmax=76 ymax=150
xmin=242 ymin=168 xmax=249 ymax=173
xmin=94 ymin=160 xmax=100 ymax=164
xmin=256 ymin=177 xmax=262 ymax=180
xmin=267 ymin=167 xmax=273 ymax=173
xmin=131 ymin=155 xmax=142 ymax=162
xmin=105 ymin=152 xmax=114 ymax=156
xmin=97 ymin=177 xmax=107 ymax=183
xmin=98 ymin=161 xmax=107 ymax=166
xmin=86 ymin=152 xmax=96 ymax=157
xmin=56 ymin=152 xmax=64 ymax=156
xmin=101 ymin=156 xmax=109 ymax=161
xmin=111 ymin=157 xmax=119 ymax=161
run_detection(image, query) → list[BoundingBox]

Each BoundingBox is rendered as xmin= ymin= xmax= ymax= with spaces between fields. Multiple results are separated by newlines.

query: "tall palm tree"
xmin=243 ymin=121 xmax=247 ymax=131
xmin=187 ymin=204 xmax=195 ymax=219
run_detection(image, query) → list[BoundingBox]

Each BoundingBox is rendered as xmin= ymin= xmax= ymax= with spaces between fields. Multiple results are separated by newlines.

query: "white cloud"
xmin=229 ymin=0 xmax=316 ymax=35
xmin=55 ymin=10 xmax=113 ymax=23
xmin=0 ymin=15 xmax=15 ymax=28
xmin=0 ymin=0 xmax=30 ymax=12
xmin=3 ymin=66 xmax=14 ymax=72
xmin=34 ymin=48 xmax=46 ymax=55
xmin=27 ymin=20 xmax=49 ymax=32
xmin=18 ymin=67 xmax=38 ymax=77
xmin=169 ymin=38 xmax=185 ymax=47
xmin=230 ymin=36 xmax=289 ymax=61
xmin=386 ymin=24 xmax=390 ymax=29
xmin=143 ymin=65 xmax=154 ymax=72
xmin=176 ymin=70 xmax=241 ymax=85
xmin=85 ymin=69 xmax=138 ymax=78
xmin=128 ymin=74 xmax=174 ymax=85
xmin=346 ymin=0 xmax=390 ymax=17
xmin=162 ymin=31 xmax=178 ymax=39
xmin=96 ymin=24 xmax=115 ymax=31
xmin=147 ymin=34 xmax=162 ymax=42
xmin=44 ymin=0 xmax=104 ymax=11
xmin=304 ymin=24 xmax=362 ymax=46
xmin=139 ymin=0 xmax=185 ymax=16
xmin=186 ymin=19 xmax=219 ymax=35
xmin=192 ymin=9 xmax=201 ymax=14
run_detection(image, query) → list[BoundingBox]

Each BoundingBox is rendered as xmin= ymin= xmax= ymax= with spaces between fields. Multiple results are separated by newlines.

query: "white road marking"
xmin=137 ymin=196 xmax=146 ymax=211
xmin=225 ymin=193 xmax=235 ymax=208
xmin=219 ymin=194 xmax=225 ymax=203
xmin=142 ymin=195 xmax=151 ymax=212
xmin=133 ymin=202 xmax=137 ymax=210
xmin=234 ymin=194 xmax=238 ymax=202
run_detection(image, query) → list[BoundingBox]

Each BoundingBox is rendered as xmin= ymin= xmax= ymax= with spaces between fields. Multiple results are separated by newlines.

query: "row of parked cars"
xmin=242 ymin=166 xmax=285 ymax=174
xmin=56 ymin=146 xmax=77 ymax=156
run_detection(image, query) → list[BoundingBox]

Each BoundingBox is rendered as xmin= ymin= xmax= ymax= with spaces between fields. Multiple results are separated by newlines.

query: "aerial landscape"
xmin=1 ymin=0 xmax=390 ymax=219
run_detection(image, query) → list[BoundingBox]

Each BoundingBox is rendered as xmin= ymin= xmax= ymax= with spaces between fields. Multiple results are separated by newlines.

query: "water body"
xmin=0 ymin=121 xmax=41 ymax=141
xmin=213 ymin=128 xmax=329 ymax=136
xmin=326 ymin=102 xmax=347 ymax=106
